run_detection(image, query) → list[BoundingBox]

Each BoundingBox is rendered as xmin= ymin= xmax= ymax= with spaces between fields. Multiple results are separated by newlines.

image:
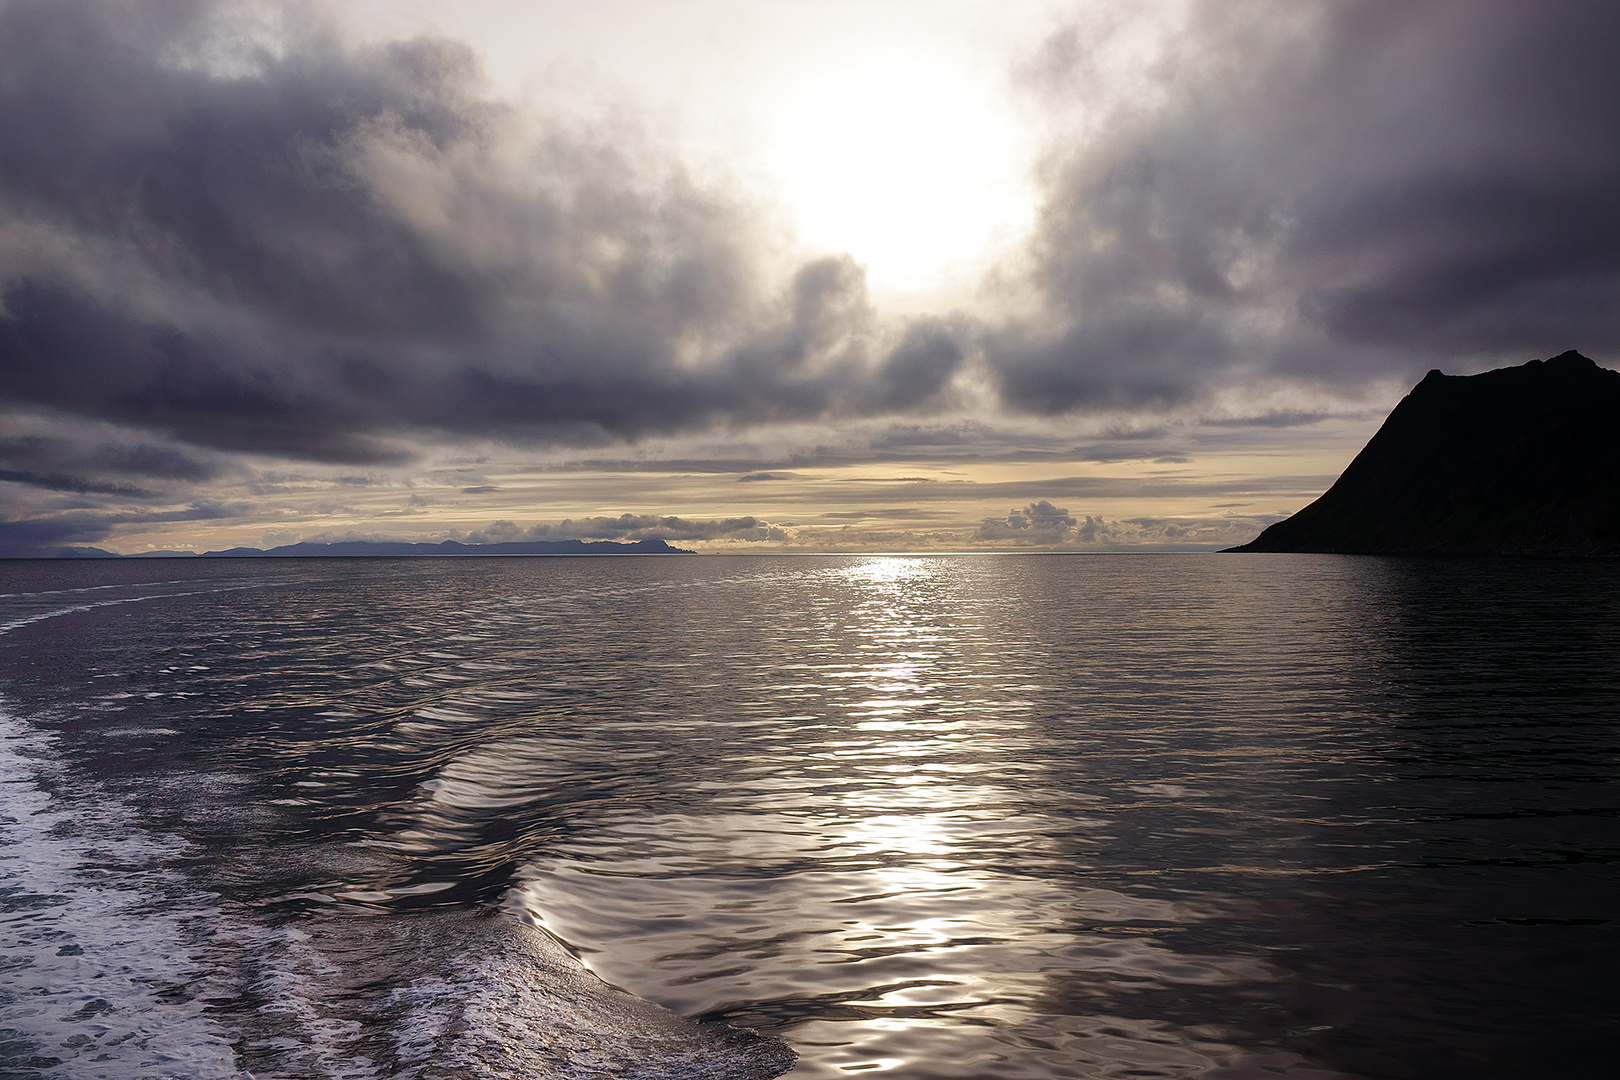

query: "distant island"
xmin=55 ymin=538 xmax=694 ymax=558
xmin=1228 ymin=350 xmax=1620 ymax=557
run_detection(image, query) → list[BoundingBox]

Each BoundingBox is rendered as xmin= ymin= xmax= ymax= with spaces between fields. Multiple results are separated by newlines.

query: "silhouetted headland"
xmin=1228 ymin=350 xmax=1620 ymax=556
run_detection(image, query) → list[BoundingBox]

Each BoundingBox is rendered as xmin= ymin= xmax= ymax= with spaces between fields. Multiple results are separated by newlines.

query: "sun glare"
xmin=768 ymin=61 xmax=1034 ymax=303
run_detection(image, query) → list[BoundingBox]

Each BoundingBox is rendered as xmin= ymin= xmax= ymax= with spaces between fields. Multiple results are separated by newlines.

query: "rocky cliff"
xmin=1228 ymin=351 xmax=1620 ymax=556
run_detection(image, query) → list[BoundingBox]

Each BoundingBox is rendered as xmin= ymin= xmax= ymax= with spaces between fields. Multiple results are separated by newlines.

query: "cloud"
xmin=5 ymin=0 xmax=1615 ymax=467
xmin=0 ymin=431 xmax=222 ymax=495
xmin=821 ymin=508 xmax=941 ymax=521
xmin=5 ymin=0 xmax=1616 ymax=553
xmin=0 ymin=515 xmax=115 ymax=556
xmin=0 ymin=0 xmax=969 ymax=466
xmin=969 ymin=508 xmax=1277 ymax=550
xmin=977 ymin=500 xmax=1077 ymax=542
xmin=834 ymin=472 xmax=1334 ymax=505
xmin=991 ymin=0 xmax=1620 ymax=411
xmin=468 ymin=514 xmax=786 ymax=544
xmin=0 ymin=500 xmax=240 ymax=556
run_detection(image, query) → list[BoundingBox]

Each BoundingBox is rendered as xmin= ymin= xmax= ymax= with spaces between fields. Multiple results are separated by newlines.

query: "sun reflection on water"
xmin=8 ymin=555 xmax=1612 ymax=1079
xmin=472 ymin=557 xmax=1276 ymax=1077
xmin=843 ymin=556 xmax=933 ymax=586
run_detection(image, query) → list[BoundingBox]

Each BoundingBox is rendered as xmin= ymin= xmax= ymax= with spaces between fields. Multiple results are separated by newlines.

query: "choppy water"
xmin=0 ymin=555 xmax=1616 ymax=1079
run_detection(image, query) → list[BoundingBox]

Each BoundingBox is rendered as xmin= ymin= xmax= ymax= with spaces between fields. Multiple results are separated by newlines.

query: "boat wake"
xmin=0 ymin=586 xmax=794 ymax=1080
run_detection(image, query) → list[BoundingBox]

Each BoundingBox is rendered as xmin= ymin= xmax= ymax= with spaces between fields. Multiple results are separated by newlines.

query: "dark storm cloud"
xmin=992 ymin=0 xmax=1620 ymax=411
xmin=0 ymin=435 xmax=218 ymax=481
xmin=13 ymin=0 xmax=1591 ymax=475
xmin=0 ymin=0 xmax=967 ymax=466
xmin=0 ymin=471 xmax=145 ymax=496
xmin=0 ymin=500 xmax=239 ymax=556
xmin=0 ymin=516 xmax=116 ymax=556
xmin=0 ymin=432 xmax=221 ymax=495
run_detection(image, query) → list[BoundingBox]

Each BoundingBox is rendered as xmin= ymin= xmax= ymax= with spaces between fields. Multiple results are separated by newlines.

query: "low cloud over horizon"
xmin=2 ymin=0 xmax=1616 ymax=555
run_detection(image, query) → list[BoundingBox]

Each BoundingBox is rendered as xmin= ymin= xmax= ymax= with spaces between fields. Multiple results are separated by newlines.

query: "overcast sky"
xmin=2 ymin=0 xmax=1616 ymax=554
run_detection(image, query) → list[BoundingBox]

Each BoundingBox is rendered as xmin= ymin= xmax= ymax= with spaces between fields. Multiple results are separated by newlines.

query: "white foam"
xmin=0 ymin=711 xmax=242 ymax=1078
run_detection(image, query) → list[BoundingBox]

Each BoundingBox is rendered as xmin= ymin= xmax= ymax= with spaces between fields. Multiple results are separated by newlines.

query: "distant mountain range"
xmin=51 ymin=538 xmax=693 ymax=558
xmin=1228 ymin=350 xmax=1620 ymax=556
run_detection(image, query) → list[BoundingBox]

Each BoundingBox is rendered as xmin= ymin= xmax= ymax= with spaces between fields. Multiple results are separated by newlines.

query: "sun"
xmin=767 ymin=59 xmax=1034 ymax=304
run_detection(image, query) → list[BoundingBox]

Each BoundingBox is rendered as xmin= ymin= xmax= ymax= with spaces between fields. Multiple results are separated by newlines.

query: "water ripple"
xmin=0 ymin=554 xmax=1616 ymax=1078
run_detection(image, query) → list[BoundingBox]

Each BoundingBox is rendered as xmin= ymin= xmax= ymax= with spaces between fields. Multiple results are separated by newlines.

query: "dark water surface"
xmin=0 ymin=555 xmax=1616 ymax=1079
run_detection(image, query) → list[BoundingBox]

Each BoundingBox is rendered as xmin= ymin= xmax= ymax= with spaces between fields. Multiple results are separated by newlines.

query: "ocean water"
xmin=0 ymin=555 xmax=1615 ymax=1080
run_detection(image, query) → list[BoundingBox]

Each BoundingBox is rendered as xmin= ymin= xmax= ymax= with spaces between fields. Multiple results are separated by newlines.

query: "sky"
xmin=2 ymin=0 xmax=1617 ymax=555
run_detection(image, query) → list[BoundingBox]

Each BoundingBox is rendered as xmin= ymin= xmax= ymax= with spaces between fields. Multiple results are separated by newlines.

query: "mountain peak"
xmin=1228 ymin=351 xmax=1620 ymax=556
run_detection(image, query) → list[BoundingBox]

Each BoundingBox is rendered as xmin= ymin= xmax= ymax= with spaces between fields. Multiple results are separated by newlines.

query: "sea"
xmin=0 ymin=554 xmax=1615 ymax=1080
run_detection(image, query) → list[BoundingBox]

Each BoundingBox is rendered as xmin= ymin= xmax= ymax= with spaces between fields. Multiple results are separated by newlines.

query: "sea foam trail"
xmin=0 ymin=588 xmax=794 ymax=1080
xmin=211 ymin=908 xmax=797 ymax=1080
xmin=0 ymin=710 xmax=240 ymax=1078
